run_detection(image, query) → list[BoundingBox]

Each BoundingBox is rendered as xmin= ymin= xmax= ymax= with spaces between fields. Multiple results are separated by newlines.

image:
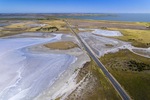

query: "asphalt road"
xmin=65 ymin=20 xmax=131 ymax=100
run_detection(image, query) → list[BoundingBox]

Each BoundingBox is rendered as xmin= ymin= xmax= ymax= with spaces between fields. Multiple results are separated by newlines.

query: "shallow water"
xmin=58 ymin=13 xmax=150 ymax=22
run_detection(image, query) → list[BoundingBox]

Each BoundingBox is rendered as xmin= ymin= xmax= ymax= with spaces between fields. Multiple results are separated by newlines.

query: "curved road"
xmin=65 ymin=20 xmax=131 ymax=100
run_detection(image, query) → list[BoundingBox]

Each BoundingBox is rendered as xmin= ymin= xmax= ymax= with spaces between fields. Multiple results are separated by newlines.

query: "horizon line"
xmin=0 ymin=12 xmax=150 ymax=14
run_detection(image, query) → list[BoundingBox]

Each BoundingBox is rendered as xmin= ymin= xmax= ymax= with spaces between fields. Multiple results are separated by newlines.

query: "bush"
xmin=128 ymin=60 xmax=150 ymax=72
xmin=36 ymin=26 xmax=59 ymax=32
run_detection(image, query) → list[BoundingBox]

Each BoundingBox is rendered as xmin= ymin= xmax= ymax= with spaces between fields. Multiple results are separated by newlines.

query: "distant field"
xmin=0 ymin=19 xmax=70 ymax=37
xmin=1 ymin=18 xmax=150 ymax=48
xmin=68 ymin=19 xmax=150 ymax=48
xmin=100 ymin=49 xmax=150 ymax=100
xmin=68 ymin=19 xmax=149 ymax=30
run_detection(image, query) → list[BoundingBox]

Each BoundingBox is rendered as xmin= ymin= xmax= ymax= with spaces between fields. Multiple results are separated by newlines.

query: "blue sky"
xmin=0 ymin=0 xmax=150 ymax=13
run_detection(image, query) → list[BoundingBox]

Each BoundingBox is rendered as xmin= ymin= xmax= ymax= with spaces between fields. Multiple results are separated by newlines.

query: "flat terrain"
xmin=0 ymin=34 xmax=77 ymax=99
xmin=0 ymin=16 xmax=150 ymax=99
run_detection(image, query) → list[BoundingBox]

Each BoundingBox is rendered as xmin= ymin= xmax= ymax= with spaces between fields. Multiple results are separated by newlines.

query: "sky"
xmin=0 ymin=0 xmax=150 ymax=13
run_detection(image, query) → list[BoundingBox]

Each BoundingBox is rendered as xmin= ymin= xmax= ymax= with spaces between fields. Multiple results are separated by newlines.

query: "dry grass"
xmin=66 ymin=60 xmax=121 ymax=100
xmin=68 ymin=19 xmax=148 ymax=30
xmin=4 ymin=21 xmax=33 ymax=29
xmin=108 ymin=28 xmax=150 ymax=48
xmin=100 ymin=49 xmax=150 ymax=100
xmin=44 ymin=41 xmax=78 ymax=50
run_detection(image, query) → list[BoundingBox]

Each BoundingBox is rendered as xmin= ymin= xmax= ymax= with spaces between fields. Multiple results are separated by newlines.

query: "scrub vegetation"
xmin=100 ymin=49 xmax=150 ymax=100
xmin=36 ymin=26 xmax=59 ymax=32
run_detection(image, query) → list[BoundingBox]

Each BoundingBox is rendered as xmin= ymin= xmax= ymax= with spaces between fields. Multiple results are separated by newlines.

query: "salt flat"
xmin=79 ymin=29 xmax=150 ymax=58
xmin=92 ymin=29 xmax=123 ymax=36
xmin=0 ymin=33 xmax=77 ymax=100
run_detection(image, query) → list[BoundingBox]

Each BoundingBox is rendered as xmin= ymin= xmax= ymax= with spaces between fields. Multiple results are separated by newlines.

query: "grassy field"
xmin=108 ymin=28 xmax=150 ymax=48
xmin=44 ymin=41 xmax=78 ymax=50
xmin=100 ymin=49 xmax=150 ymax=100
xmin=65 ymin=60 xmax=121 ymax=100
xmin=0 ymin=19 xmax=70 ymax=37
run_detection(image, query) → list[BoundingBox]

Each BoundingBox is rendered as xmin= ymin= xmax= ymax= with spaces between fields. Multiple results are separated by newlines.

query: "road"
xmin=65 ymin=20 xmax=131 ymax=100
